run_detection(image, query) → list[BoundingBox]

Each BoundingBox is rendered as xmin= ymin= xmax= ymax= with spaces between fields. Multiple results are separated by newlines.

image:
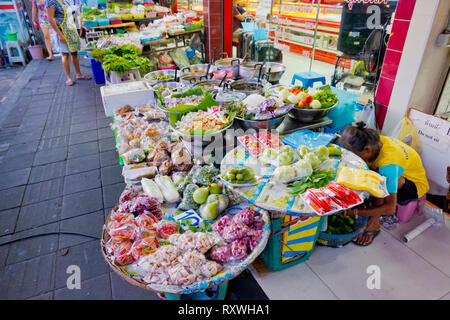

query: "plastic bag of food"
xmin=122 ymin=148 xmax=146 ymax=164
xmin=200 ymin=260 xmax=223 ymax=278
xmin=207 ymin=245 xmax=232 ymax=263
xmin=230 ymin=238 xmax=248 ymax=259
xmin=232 ymin=207 xmax=259 ymax=226
xmin=113 ymin=240 xmax=136 ymax=265
xmin=130 ymin=237 xmax=159 ymax=260
xmin=335 ymin=166 xmax=388 ymax=198
xmin=155 ymin=220 xmax=179 ymax=239
xmin=135 ymin=213 xmax=158 ymax=233
xmin=108 ymin=222 xmax=137 ymax=240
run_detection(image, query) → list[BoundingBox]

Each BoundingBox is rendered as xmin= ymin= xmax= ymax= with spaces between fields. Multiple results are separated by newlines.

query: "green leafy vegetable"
xmin=225 ymin=100 xmax=246 ymax=118
xmin=287 ymin=169 xmax=335 ymax=196
xmin=90 ymin=48 xmax=108 ymax=62
xmin=313 ymin=86 xmax=338 ymax=109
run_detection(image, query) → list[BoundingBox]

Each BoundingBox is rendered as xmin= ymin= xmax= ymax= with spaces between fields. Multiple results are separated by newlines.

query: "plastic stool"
xmin=291 ymin=71 xmax=326 ymax=88
xmin=396 ymin=195 xmax=426 ymax=222
xmin=6 ymin=41 xmax=26 ymax=66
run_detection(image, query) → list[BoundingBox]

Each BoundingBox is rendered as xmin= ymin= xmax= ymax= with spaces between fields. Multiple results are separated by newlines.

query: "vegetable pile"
xmin=275 ymin=85 xmax=338 ymax=109
xmin=326 ymin=215 xmax=356 ymax=235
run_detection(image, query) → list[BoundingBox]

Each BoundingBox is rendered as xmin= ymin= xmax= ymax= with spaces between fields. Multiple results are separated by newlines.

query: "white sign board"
xmin=408 ymin=108 xmax=450 ymax=193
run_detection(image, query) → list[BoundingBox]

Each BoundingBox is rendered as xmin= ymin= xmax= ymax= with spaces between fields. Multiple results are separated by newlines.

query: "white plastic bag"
xmin=354 ymin=102 xmax=377 ymax=130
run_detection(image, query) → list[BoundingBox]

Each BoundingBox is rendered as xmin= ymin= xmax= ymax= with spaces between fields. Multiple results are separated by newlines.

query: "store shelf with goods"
xmin=176 ymin=0 xmax=203 ymax=14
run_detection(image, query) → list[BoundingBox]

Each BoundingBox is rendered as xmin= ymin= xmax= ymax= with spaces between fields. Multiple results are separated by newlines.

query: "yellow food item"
xmin=336 ymin=166 xmax=385 ymax=198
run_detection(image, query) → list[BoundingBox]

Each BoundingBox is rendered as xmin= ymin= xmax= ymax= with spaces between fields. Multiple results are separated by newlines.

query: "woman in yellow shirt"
xmin=339 ymin=122 xmax=429 ymax=246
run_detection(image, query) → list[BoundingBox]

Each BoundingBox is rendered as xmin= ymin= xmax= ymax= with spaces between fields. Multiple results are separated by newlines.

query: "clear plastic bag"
xmin=354 ymin=102 xmax=377 ymax=130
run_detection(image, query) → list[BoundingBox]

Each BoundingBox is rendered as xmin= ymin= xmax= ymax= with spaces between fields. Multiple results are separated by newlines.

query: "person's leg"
xmin=70 ymin=51 xmax=91 ymax=80
xmin=41 ymin=24 xmax=54 ymax=60
xmin=61 ymin=52 xmax=73 ymax=85
xmin=352 ymin=197 xmax=384 ymax=245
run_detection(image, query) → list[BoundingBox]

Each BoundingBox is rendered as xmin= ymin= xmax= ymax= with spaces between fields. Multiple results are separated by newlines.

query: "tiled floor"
xmin=251 ymin=213 xmax=450 ymax=300
xmin=0 ymin=58 xmax=448 ymax=300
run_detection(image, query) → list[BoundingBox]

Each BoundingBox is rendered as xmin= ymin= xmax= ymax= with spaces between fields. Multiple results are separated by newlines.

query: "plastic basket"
xmin=145 ymin=11 xmax=157 ymax=18
xmin=89 ymin=58 xmax=105 ymax=84
xmin=317 ymin=216 xmax=367 ymax=248
xmin=6 ymin=32 xmax=17 ymax=41
xmin=262 ymin=215 xmax=323 ymax=271
xmin=141 ymin=35 xmax=162 ymax=44
xmin=110 ymin=18 xmax=122 ymax=25
xmin=184 ymin=22 xmax=203 ymax=31
xmin=133 ymin=13 xmax=145 ymax=19
xmin=120 ymin=13 xmax=133 ymax=20
xmin=97 ymin=17 xmax=110 ymax=26
xmin=83 ymin=20 xmax=98 ymax=28
xmin=116 ymin=29 xmax=126 ymax=34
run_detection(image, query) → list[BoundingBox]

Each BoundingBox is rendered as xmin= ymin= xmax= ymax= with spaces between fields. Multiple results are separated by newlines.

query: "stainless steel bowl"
xmin=193 ymin=79 xmax=225 ymax=93
xmin=288 ymin=103 xmax=338 ymax=123
xmin=235 ymin=113 xmax=288 ymax=130
xmin=144 ymin=70 xmax=181 ymax=85
xmin=261 ymin=62 xmax=286 ymax=83
xmin=171 ymin=121 xmax=234 ymax=147
xmin=215 ymin=58 xmax=242 ymax=79
xmin=238 ymin=62 xmax=263 ymax=81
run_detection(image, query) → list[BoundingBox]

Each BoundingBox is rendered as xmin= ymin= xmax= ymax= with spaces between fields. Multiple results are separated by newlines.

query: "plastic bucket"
xmin=28 ymin=45 xmax=44 ymax=59
xmin=6 ymin=32 xmax=17 ymax=41
xmin=157 ymin=64 xmax=175 ymax=70
xmin=89 ymin=58 xmax=105 ymax=84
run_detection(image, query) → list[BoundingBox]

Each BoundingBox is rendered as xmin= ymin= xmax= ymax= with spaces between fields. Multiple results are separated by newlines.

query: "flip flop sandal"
xmin=352 ymin=230 xmax=380 ymax=247
xmin=76 ymin=75 xmax=92 ymax=80
xmin=65 ymin=79 xmax=74 ymax=86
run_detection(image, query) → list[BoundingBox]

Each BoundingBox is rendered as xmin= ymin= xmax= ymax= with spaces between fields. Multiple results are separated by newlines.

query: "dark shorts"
xmin=397 ymin=178 xmax=418 ymax=205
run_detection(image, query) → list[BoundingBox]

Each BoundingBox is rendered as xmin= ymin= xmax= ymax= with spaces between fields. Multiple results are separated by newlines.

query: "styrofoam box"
xmin=100 ymin=81 xmax=157 ymax=117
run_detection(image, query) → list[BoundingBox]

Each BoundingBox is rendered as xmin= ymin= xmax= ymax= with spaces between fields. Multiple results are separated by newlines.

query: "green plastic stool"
xmin=164 ymin=281 xmax=229 ymax=300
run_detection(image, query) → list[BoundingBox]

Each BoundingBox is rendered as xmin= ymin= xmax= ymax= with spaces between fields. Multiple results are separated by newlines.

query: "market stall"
xmin=97 ymin=59 xmax=392 ymax=299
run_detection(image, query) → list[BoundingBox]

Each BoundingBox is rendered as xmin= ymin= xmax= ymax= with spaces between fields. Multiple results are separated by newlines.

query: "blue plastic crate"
xmin=83 ymin=20 xmax=98 ymax=28
xmin=89 ymin=58 xmax=105 ymax=84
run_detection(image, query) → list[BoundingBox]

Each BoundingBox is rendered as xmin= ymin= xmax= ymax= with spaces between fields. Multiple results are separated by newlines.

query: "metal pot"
xmin=214 ymin=58 xmax=243 ymax=79
xmin=238 ymin=62 xmax=264 ymax=81
xmin=179 ymin=74 xmax=206 ymax=87
xmin=288 ymin=103 xmax=338 ymax=123
xmin=193 ymin=79 xmax=226 ymax=93
xmin=261 ymin=62 xmax=286 ymax=84
xmin=181 ymin=64 xmax=216 ymax=77
xmin=230 ymin=79 xmax=267 ymax=96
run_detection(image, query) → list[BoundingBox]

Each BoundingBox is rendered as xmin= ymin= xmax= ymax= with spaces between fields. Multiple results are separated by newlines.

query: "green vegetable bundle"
xmin=287 ymin=169 xmax=335 ymax=196
xmin=98 ymin=44 xmax=151 ymax=75
xmin=102 ymin=54 xmax=134 ymax=73
xmin=90 ymin=48 xmax=108 ymax=62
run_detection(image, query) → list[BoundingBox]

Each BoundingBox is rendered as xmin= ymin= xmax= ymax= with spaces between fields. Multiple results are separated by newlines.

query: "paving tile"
xmin=98 ymin=127 xmax=114 ymax=140
xmin=306 ymin=230 xmax=450 ymax=299
xmin=97 ymin=117 xmax=112 ymax=129
xmin=16 ymin=198 xmax=62 ymax=232
xmin=29 ymin=161 xmax=67 ymax=184
xmin=33 ymin=146 xmax=68 ymax=166
xmin=42 ymin=126 xmax=70 ymax=139
xmin=5 ymin=140 xmax=39 ymax=158
xmin=0 ymin=186 xmax=25 ymax=210
xmin=0 ymin=253 xmax=56 ymax=299
xmin=249 ymin=262 xmax=337 ymax=300
xmin=110 ymin=272 xmax=159 ymax=300
xmin=100 ymin=165 xmax=123 ymax=187
xmin=25 ymin=105 xmax=51 ymax=116
xmin=70 ymin=120 xmax=98 ymax=135
xmin=99 ymin=137 xmax=116 ymax=152
xmin=100 ymin=150 xmax=119 ymax=168
xmin=0 ymin=208 xmax=20 ymax=236
xmin=441 ymin=292 xmax=450 ymax=300
xmin=6 ymin=223 xmax=59 ymax=265
xmin=69 ymin=129 xmax=98 ymax=146
xmin=66 ymin=153 xmax=100 ymax=175
xmin=0 ymin=167 xmax=31 ymax=190
xmin=71 ymin=113 xmax=97 ymax=125
xmin=63 ymin=169 xmax=101 ymax=195
xmin=22 ymin=177 xmax=64 ymax=206
xmin=54 ymin=240 xmax=109 ymax=289
xmin=102 ymin=182 xmax=125 ymax=209
xmin=0 ymin=153 xmax=34 ymax=174
xmin=37 ymin=135 xmax=69 ymax=151
xmin=67 ymin=141 xmax=99 ymax=159
xmin=0 ymin=235 xmax=11 ymax=266
xmin=59 ymin=210 xmax=104 ymax=249
xmin=28 ymin=292 xmax=54 ymax=300
xmin=54 ymin=273 xmax=111 ymax=300
xmin=61 ymin=188 xmax=103 ymax=219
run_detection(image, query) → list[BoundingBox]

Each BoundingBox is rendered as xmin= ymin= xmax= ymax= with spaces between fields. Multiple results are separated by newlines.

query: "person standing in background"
xmin=46 ymin=0 xmax=91 ymax=85
xmin=32 ymin=0 xmax=55 ymax=60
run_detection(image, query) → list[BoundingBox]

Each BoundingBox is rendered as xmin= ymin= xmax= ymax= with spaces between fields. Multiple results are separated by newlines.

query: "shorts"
xmin=397 ymin=178 xmax=418 ymax=205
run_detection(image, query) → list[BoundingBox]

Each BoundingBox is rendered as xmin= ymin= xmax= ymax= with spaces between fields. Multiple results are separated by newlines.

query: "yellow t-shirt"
xmin=369 ymin=136 xmax=429 ymax=198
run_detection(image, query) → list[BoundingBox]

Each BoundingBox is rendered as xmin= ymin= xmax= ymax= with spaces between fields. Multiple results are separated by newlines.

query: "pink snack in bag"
xmin=238 ymin=135 xmax=266 ymax=156
xmin=208 ymin=245 xmax=232 ymax=263
xmin=255 ymin=131 xmax=283 ymax=148
xmin=231 ymin=238 xmax=248 ymax=259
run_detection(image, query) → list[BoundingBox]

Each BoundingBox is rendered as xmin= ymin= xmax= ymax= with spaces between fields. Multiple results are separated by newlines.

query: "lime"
xmin=209 ymin=183 xmax=221 ymax=194
xmin=193 ymin=187 xmax=209 ymax=204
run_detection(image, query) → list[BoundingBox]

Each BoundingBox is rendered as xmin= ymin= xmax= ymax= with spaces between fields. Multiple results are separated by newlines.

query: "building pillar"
xmin=203 ymin=0 xmax=224 ymax=63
